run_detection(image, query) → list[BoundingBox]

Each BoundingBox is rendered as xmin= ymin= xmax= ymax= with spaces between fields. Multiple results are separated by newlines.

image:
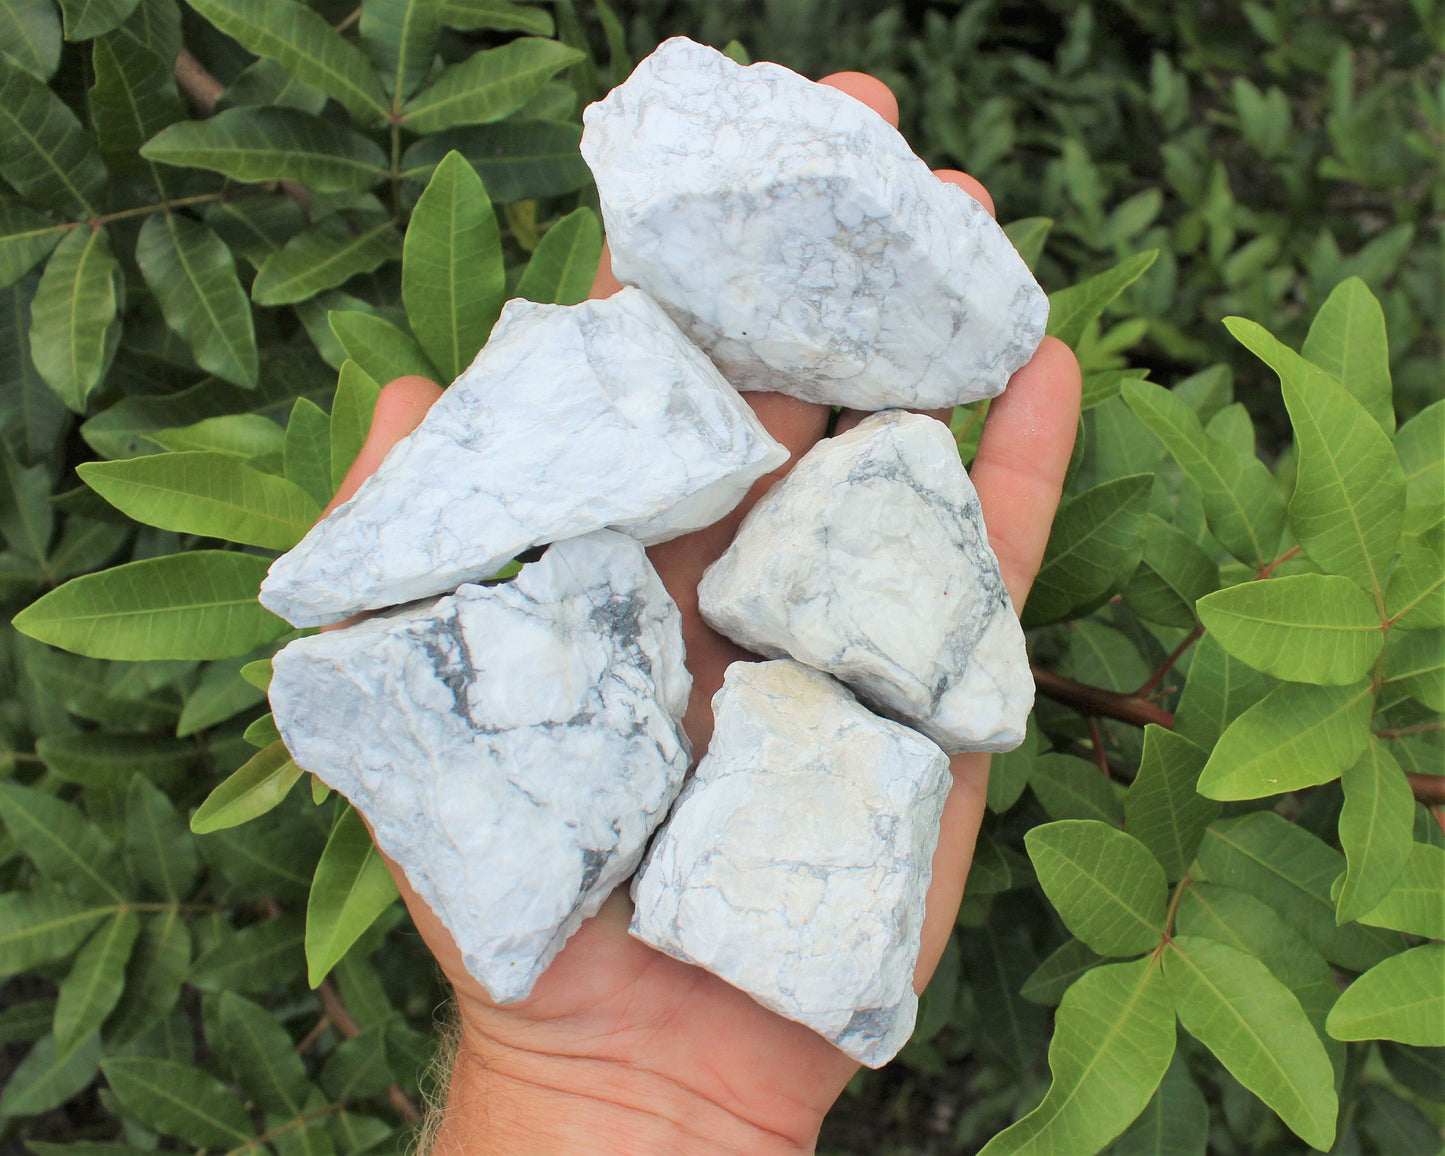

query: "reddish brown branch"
xmin=1032 ymin=666 xmax=1175 ymax=730
xmin=1087 ymin=717 xmax=1111 ymax=779
xmin=317 ymin=978 xmax=422 ymax=1124
xmin=1133 ymin=623 xmax=1205 ymax=699
xmin=174 ymin=48 xmax=225 ymax=113
xmin=1406 ymin=775 xmax=1445 ymax=806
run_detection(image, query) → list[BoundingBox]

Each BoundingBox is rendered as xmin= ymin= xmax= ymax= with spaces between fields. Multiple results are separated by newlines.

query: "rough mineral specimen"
xmin=631 ymin=659 xmax=950 ymax=1067
xmin=698 ymin=411 xmax=1032 ymax=753
xmin=260 ymin=287 xmax=788 ymax=627
xmin=269 ymin=531 xmax=692 ymax=1004
xmin=581 ymin=37 xmax=1048 ymax=411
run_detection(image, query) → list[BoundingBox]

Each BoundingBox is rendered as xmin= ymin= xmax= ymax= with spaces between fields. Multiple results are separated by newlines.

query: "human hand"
xmin=327 ymin=71 xmax=1080 ymax=1155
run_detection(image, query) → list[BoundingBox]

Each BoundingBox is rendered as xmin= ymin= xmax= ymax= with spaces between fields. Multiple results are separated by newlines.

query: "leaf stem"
xmin=1031 ymin=666 xmax=1175 ymax=730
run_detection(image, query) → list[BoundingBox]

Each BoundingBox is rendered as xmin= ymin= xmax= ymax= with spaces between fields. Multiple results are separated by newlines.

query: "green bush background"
xmin=0 ymin=1 xmax=1440 ymax=1153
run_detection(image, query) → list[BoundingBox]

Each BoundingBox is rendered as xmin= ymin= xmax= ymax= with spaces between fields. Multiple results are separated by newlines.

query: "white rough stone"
xmin=260 ymin=287 xmax=788 ymax=627
xmin=269 ymin=531 xmax=692 ymax=1005
xmin=580 ymin=37 xmax=1048 ymax=410
xmin=698 ymin=411 xmax=1033 ymax=754
xmin=631 ymin=659 xmax=950 ymax=1067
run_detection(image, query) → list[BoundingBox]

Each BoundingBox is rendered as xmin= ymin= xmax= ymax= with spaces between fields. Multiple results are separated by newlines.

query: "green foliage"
xmin=0 ymin=2 xmax=1439 ymax=1154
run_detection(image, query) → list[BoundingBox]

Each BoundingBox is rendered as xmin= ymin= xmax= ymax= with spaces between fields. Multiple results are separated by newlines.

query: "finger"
xmin=322 ymin=375 xmax=443 ymax=517
xmin=590 ymin=240 xmax=625 ymax=300
xmin=818 ymin=71 xmax=899 ymax=126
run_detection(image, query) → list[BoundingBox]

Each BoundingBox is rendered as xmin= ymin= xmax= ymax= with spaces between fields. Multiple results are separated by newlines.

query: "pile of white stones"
xmin=263 ymin=36 xmax=1044 ymax=1068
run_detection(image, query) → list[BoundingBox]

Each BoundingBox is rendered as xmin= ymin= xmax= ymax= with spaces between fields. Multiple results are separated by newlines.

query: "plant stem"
xmin=317 ymin=978 xmax=423 ymax=1123
xmin=1132 ymin=622 xmax=1205 ymax=698
xmin=1031 ymin=666 xmax=1175 ymax=730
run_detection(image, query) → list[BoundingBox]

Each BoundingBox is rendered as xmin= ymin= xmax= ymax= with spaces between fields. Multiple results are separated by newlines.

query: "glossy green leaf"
xmin=403 ymin=151 xmax=504 ymax=380
xmin=361 ymin=0 xmax=440 ymax=102
xmin=1386 ymin=523 xmax=1444 ymax=628
xmin=212 ymin=991 xmax=310 ymax=1113
xmin=977 ymin=956 xmax=1175 ymax=1156
xmin=1356 ymin=842 xmax=1445 ymax=939
xmin=189 ymin=912 xmax=304 ymax=994
xmin=0 ymin=1030 xmax=101 ymax=1116
xmin=285 ymin=397 xmax=334 ymax=507
xmin=102 ymin=1056 xmax=254 ymax=1148
xmin=0 ymin=55 xmax=106 ymax=215
xmin=37 ymin=732 xmax=193 ymax=790
xmin=1197 ymin=680 xmax=1373 ymax=800
xmin=79 ymin=452 xmax=319 ymax=550
xmin=0 ymin=782 xmax=124 ymax=901
xmin=252 ymin=212 xmax=402 ymax=307
xmin=1123 ymin=379 xmax=1285 ymax=569
xmin=0 ymin=886 xmax=109 ymax=978
xmin=1124 ymin=726 xmax=1218 ymax=882
xmin=305 ymin=804 xmax=398 ymax=986
xmin=1173 ymin=633 xmax=1275 ymax=748
xmin=1383 ymin=627 xmax=1445 ymax=710
xmin=440 ymin=0 xmax=553 ymax=34
xmin=1195 ymin=813 xmax=1404 ymax=972
xmin=29 ymin=225 xmax=121 ymax=412
xmin=1024 ymin=820 xmax=1167 ymax=956
xmin=1327 ymin=945 xmax=1445 ymax=1046
xmin=244 ymin=712 xmax=280 ymax=747
xmin=103 ymin=909 xmax=189 ymax=1045
xmin=241 ymin=657 xmax=273 ymax=691
xmin=515 ymin=207 xmax=602 ymax=306
xmin=125 ymin=775 xmax=201 ymax=900
xmin=143 ymin=107 xmax=388 ymax=192
xmin=188 ymin=0 xmax=388 ymax=122
xmin=1301 ymin=276 xmax=1393 ymax=432
xmin=330 ymin=360 xmax=381 ymax=491
xmin=0 ymin=273 xmax=71 ymax=465
xmin=13 ymin=550 xmax=288 ymax=659
xmin=151 ymin=413 xmax=285 ymax=461
xmin=1395 ymin=401 xmax=1443 ymax=510
xmin=401 ymin=119 xmax=591 ymax=201
xmin=1197 ymin=574 xmax=1384 ymax=685
xmin=0 ymin=199 xmax=65 ymax=289
xmin=1020 ymin=938 xmax=1103 ymax=1006
xmin=53 ymin=910 xmax=139 ymax=1049
xmin=0 ymin=0 xmax=62 ymax=79
xmin=190 ymin=740 xmax=302 ymax=835
xmin=1108 ymin=1054 xmax=1209 ymax=1156
xmin=1336 ymin=739 xmax=1417 ymax=924
xmin=1164 ymin=935 xmax=1336 ymax=1149
xmin=1046 ymin=250 xmax=1158 ymax=349
xmin=1022 ymin=474 xmax=1153 ymax=626
xmin=400 ymin=37 xmax=584 ymax=132
xmin=90 ymin=21 xmax=183 ymax=172
xmin=328 ymin=309 xmax=438 ymax=385
xmin=1029 ymin=752 xmax=1123 ymax=826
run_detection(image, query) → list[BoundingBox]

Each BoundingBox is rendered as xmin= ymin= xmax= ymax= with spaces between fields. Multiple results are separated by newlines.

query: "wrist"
xmin=425 ymin=1021 xmax=819 ymax=1156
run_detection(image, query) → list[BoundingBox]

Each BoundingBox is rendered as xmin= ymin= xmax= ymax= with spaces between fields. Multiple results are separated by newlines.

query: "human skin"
xmin=323 ymin=70 xmax=1081 ymax=1155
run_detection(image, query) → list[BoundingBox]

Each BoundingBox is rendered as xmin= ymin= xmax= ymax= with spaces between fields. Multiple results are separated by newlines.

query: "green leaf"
xmin=1122 ymin=515 xmax=1218 ymax=629
xmin=1336 ymin=739 xmax=1417 ymax=925
xmin=143 ymin=107 xmax=388 ymax=192
xmin=1020 ymin=937 xmax=1103 ymax=1007
xmin=400 ymin=37 xmax=584 ymax=133
xmin=1327 ymin=945 xmax=1445 ymax=1046
xmin=960 ymin=920 xmax=1047 ymax=1072
xmin=89 ymin=22 xmax=183 ymax=173
xmin=305 ymin=804 xmax=398 ymax=986
xmin=1124 ymin=726 xmax=1219 ymax=882
xmin=244 ymin=712 xmax=280 ymax=747
xmin=153 ymin=413 xmax=284 ymax=460
xmin=440 ymin=0 xmax=553 ymax=34
xmin=212 ymin=991 xmax=310 ymax=1114
xmin=252 ymin=212 xmax=402 ymax=307
xmin=1046 ymin=250 xmax=1158 ymax=349
xmin=29 ymin=226 xmax=121 ymax=412
xmin=0 ymin=55 xmax=106 ymax=215
xmin=1022 ymin=474 xmax=1153 ymax=626
xmin=0 ymin=998 xmax=56 ymax=1044
xmin=1395 ymin=401 xmax=1443 ymax=511
xmin=1357 ymin=1085 xmax=1443 ymax=1156
xmin=136 ymin=214 xmax=257 ymax=388
xmin=54 ymin=910 xmax=140 ymax=1049
xmin=360 ymin=0 xmax=440 ymax=102
xmin=328 ymin=309 xmax=437 ymax=384
xmin=1197 ymin=680 xmax=1373 ymax=800
xmin=1383 ymin=627 xmax=1445 ymax=710
xmin=95 ymin=910 xmax=189 ymax=1045
xmin=102 ymin=1056 xmax=254 ymax=1148
xmin=1108 ymin=1053 xmax=1209 ymax=1156
xmin=58 ymin=0 xmax=139 ymax=39
xmin=330 ymin=360 xmax=381 ymax=491
xmin=205 ymin=195 xmax=306 ymax=270
xmin=0 ymin=1030 xmax=100 ymax=1116
xmin=241 ymin=657 xmax=273 ymax=691
xmin=78 ymin=452 xmax=319 ymax=550
xmin=400 ymin=120 xmax=591 ymax=201
xmin=0 ymin=199 xmax=64 ymax=289
xmin=1195 ymin=812 xmax=1404 ymax=972
xmin=515 ymin=206 xmax=601 ymax=306
xmin=1197 ymin=574 xmax=1384 ymax=685
xmin=13 ymin=550 xmax=288 ymax=659
xmin=178 ymin=654 xmax=268 ymax=735
xmin=1266 ymin=332 xmax=1407 ymax=595
xmin=0 ymin=273 xmax=71 ymax=466
xmin=36 ymin=732 xmax=194 ymax=789
xmin=218 ymin=54 xmax=328 ymax=115
xmin=1002 ymin=216 xmax=1052 ymax=271
xmin=977 ymin=956 xmax=1175 ymax=1156
xmin=1173 ymin=633 xmax=1275 ymax=749
xmin=187 ymin=0 xmax=388 ymax=122
xmin=1029 ymin=752 xmax=1123 ymax=825
xmin=1385 ymin=523 xmax=1444 ymax=629
xmin=1024 ymin=820 xmax=1167 ymax=957
xmin=125 ymin=775 xmax=200 ymax=900
xmin=285 ymin=397 xmax=333 ymax=508
xmin=0 ymin=0 xmax=62 ymax=79
xmin=1123 ymin=379 xmax=1285 ymax=569
xmin=189 ymin=912 xmax=304 ymax=994
xmin=190 ymin=740 xmax=302 ymax=835
xmin=1164 ymin=935 xmax=1336 ymax=1150
xmin=0 ymin=782 xmax=124 ymax=901
xmin=0 ymin=886 xmax=109 ymax=978
xmin=403 ymin=151 xmax=504 ymax=381
xmin=1355 ymin=842 xmax=1445 ymax=940
xmin=987 ymin=712 xmax=1036 ymax=814
xmin=1301 ymin=276 xmax=1393 ymax=433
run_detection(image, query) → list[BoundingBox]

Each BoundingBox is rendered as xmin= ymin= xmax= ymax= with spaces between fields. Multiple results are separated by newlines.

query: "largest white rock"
xmin=631 ymin=659 xmax=951 ymax=1067
xmin=260 ymin=287 xmax=787 ymax=627
xmin=269 ymin=531 xmax=692 ymax=1004
xmin=581 ymin=37 xmax=1048 ymax=410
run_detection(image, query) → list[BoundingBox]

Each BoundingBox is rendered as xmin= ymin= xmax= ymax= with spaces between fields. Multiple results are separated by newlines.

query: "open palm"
xmin=325 ymin=73 xmax=1081 ymax=1154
